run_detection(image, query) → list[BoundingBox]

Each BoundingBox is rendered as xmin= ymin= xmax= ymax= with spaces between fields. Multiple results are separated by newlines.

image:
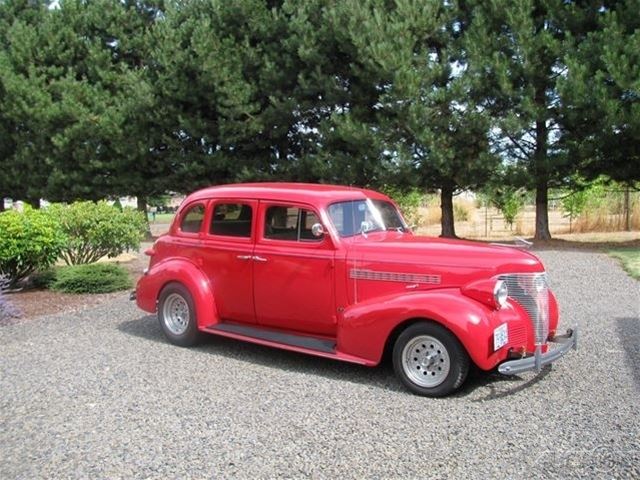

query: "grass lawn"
xmin=608 ymin=248 xmax=640 ymax=280
xmin=150 ymin=213 xmax=175 ymax=223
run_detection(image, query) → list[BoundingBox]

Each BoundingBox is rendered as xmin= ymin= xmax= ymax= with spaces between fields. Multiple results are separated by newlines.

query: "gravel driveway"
xmin=1 ymin=250 xmax=638 ymax=479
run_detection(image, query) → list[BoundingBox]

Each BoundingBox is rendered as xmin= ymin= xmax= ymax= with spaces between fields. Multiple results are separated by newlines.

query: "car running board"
xmin=206 ymin=322 xmax=337 ymax=353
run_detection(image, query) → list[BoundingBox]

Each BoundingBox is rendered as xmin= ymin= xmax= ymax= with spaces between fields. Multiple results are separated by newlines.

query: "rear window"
xmin=210 ymin=203 xmax=252 ymax=238
xmin=180 ymin=204 xmax=205 ymax=233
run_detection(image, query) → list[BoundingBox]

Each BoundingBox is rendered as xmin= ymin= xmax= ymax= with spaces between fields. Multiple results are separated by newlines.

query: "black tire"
xmin=392 ymin=321 xmax=470 ymax=397
xmin=157 ymin=282 xmax=203 ymax=347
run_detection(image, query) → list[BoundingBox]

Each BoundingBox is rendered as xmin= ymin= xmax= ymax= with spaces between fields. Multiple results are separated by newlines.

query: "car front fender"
xmin=339 ymin=288 xmax=520 ymax=369
xmin=135 ymin=257 xmax=219 ymax=329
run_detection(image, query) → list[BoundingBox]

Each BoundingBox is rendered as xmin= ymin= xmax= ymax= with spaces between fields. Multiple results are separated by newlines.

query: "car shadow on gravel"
xmin=461 ymin=366 xmax=553 ymax=401
xmin=119 ymin=315 xmax=552 ymax=399
xmin=616 ymin=317 xmax=640 ymax=391
xmin=118 ymin=315 xmax=404 ymax=393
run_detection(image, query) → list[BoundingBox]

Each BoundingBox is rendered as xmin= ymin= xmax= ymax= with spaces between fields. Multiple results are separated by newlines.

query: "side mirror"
xmin=311 ymin=223 xmax=325 ymax=238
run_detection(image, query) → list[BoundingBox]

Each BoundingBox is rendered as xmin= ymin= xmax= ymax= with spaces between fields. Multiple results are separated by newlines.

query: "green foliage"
xmin=464 ymin=0 xmax=612 ymax=239
xmin=29 ymin=268 xmax=57 ymax=289
xmin=489 ymin=188 xmax=525 ymax=229
xmin=560 ymin=3 xmax=640 ymax=183
xmin=51 ymin=263 xmax=132 ymax=294
xmin=148 ymin=195 xmax=171 ymax=208
xmin=560 ymin=178 xmax=610 ymax=228
xmin=382 ymin=186 xmax=424 ymax=227
xmin=608 ymin=249 xmax=640 ymax=280
xmin=561 ymin=190 xmax=588 ymax=231
xmin=0 ymin=0 xmax=638 ymax=243
xmin=0 ymin=207 xmax=66 ymax=287
xmin=48 ymin=201 xmax=146 ymax=265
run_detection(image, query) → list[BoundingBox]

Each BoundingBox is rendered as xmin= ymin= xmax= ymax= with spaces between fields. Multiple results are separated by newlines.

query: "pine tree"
xmin=464 ymin=0 xmax=605 ymax=240
xmin=319 ymin=0 xmax=497 ymax=237
xmin=0 ymin=0 xmax=53 ymax=208
xmin=560 ymin=0 xmax=640 ymax=184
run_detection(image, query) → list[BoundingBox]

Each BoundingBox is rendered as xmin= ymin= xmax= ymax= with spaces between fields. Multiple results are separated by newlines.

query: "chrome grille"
xmin=499 ymin=273 xmax=549 ymax=345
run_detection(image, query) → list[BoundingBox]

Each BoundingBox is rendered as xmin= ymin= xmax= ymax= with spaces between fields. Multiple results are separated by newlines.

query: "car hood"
xmin=345 ymin=232 xmax=544 ymax=287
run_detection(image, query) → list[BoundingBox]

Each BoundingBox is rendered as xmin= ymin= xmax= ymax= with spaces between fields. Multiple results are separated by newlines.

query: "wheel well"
xmin=382 ymin=317 xmax=471 ymax=364
xmin=157 ymin=280 xmax=183 ymax=304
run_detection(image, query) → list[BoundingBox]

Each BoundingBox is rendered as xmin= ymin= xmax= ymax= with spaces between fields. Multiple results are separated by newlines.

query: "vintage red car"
xmin=133 ymin=183 xmax=577 ymax=396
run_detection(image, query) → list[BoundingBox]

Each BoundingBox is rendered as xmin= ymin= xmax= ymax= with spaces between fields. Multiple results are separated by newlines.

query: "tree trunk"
xmin=26 ymin=197 xmax=41 ymax=209
xmin=534 ymin=177 xmax=551 ymax=240
xmin=624 ymin=184 xmax=631 ymax=232
xmin=440 ymin=182 xmax=457 ymax=238
xmin=0 ymin=197 xmax=4 ymax=212
xmin=137 ymin=195 xmax=153 ymax=240
xmin=533 ymin=97 xmax=551 ymax=240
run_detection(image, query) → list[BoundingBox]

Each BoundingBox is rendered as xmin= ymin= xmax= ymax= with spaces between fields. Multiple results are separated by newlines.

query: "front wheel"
xmin=393 ymin=322 xmax=470 ymax=397
xmin=158 ymin=282 xmax=202 ymax=347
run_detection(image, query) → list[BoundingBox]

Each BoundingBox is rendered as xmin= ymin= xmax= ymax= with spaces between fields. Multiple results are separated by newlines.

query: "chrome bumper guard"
xmin=498 ymin=326 xmax=578 ymax=375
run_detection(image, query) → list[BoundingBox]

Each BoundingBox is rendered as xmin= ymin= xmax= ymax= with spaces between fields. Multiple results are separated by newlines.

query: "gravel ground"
xmin=1 ymin=250 xmax=638 ymax=479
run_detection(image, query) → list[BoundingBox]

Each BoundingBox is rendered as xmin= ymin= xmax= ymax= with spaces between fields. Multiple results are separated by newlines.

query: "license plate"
xmin=494 ymin=323 xmax=509 ymax=350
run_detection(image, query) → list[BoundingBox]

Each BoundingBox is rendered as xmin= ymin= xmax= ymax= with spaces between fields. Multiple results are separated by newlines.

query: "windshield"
xmin=328 ymin=199 xmax=407 ymax=237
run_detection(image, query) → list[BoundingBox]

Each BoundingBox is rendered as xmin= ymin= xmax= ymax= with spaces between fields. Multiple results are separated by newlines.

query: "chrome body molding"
xmin=350 ymin=269 xmax=441 ymax=285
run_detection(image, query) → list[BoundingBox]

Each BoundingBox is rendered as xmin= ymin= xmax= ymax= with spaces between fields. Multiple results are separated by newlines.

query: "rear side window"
xmin=210 ymin=203 xmax=252 ymax=238
xmin=264 ymin=206 xmax=322 ymax=242
xmin=180 ymin=204 xmax=205 ymax=233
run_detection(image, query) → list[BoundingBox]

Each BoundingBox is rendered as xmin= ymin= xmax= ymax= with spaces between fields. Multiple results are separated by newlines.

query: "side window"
xmin=264 ymin=206 xmax=322 ymax=242
xmin=210 ymin=203 xmax=253 ymax=238
xmin=180 ymin=204 xmax=205 ymax=233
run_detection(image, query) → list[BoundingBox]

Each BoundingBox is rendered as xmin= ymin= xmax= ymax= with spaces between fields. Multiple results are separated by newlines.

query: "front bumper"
xmin=498 ymin=326 xmax=578 ymax=375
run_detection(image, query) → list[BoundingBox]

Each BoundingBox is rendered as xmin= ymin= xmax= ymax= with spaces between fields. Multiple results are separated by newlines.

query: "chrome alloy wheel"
xmin=402 ymin=335 xmax=451 ymax=388
xmin=162 ymin=293 xmax=190 ymax=335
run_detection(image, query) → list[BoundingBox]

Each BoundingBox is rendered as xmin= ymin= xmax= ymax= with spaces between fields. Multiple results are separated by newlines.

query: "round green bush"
xmin=51 ymin=263 xmax=132 ymax=294
xmin=48 ymin=201 xmax=147 ymax=265
xmin=0 ymin=207 xmax=66 ymax=288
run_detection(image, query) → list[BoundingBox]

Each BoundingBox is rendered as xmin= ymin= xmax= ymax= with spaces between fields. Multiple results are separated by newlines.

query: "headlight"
xmin=493 ymin=280 xmax=508 ymax=308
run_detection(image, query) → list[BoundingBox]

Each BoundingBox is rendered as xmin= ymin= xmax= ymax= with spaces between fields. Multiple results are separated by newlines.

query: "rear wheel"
xmin=393 ymin=322 xmax=470 ymax=397
xmin=158 ymin=283 xmax=202 ymax=347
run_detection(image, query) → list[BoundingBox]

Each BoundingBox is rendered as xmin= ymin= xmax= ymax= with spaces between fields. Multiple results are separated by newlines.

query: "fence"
xmin=415 ymin=189 xmax=640 ymax=239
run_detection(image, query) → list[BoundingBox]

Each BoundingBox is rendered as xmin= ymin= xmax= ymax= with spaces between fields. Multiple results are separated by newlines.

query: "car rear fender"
xmin=136 ymin=257 xmax=219 ymax=329
xmin=339 ymin=288 xmax=507 ymax=369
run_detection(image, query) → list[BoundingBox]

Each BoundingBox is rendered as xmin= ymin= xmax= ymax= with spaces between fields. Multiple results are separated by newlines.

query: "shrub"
xmin=29 ymin=268 xmax=58 ymax=289
xmin=48 ymin=201 xmax=147 ymax=265
xmin=561 ymin=189 xmax=589 ymax=232
xmin=488 ymin=188 xmax=525 ymax=229
xmin=51 ymin=263 xmax=132 ymax=294
xmin=0 ymin=207 xmax=66 ymax=287
xmin=453 ymin=200 xmax=475 ymax=222
xmin=0 ymin=274 xmax=21 ymax=322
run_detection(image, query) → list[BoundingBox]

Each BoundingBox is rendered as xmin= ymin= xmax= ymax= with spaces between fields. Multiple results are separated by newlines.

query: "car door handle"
xmin=236 ymin=255 xmax=252 ymax=261
xmin=252 ymin=255 xmax=267 ymax=262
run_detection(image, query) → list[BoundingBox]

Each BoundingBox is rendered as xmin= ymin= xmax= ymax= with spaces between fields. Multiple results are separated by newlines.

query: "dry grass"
xmin=553 ymin=231 xmax=640 ymax=243
xmin=453 ymin=199 xmax=475 ymax=223
xmin=570 ymin=201 xmax=640 ymax=233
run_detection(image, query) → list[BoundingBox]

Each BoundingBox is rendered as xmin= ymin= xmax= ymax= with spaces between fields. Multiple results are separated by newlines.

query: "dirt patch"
xmin=4 ymin=290 xmax=124 ymax=325
xmin=2 ymin=247 xmax=151 ymax=324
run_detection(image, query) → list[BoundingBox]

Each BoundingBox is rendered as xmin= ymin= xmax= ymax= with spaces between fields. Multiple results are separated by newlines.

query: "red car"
xmin=134 ymin=183 xmax=577 ymax=396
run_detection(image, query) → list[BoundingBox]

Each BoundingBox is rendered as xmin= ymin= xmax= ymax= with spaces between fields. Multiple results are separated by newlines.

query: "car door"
xmin=252 ymin=202 xmax=337 ymax=336
xmin=200 ymin=199 xmax=257 ymax=324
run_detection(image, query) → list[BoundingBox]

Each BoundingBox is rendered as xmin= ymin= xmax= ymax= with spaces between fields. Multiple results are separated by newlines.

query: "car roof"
xmin=184 ymin=182 xmax=389 ymax=206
